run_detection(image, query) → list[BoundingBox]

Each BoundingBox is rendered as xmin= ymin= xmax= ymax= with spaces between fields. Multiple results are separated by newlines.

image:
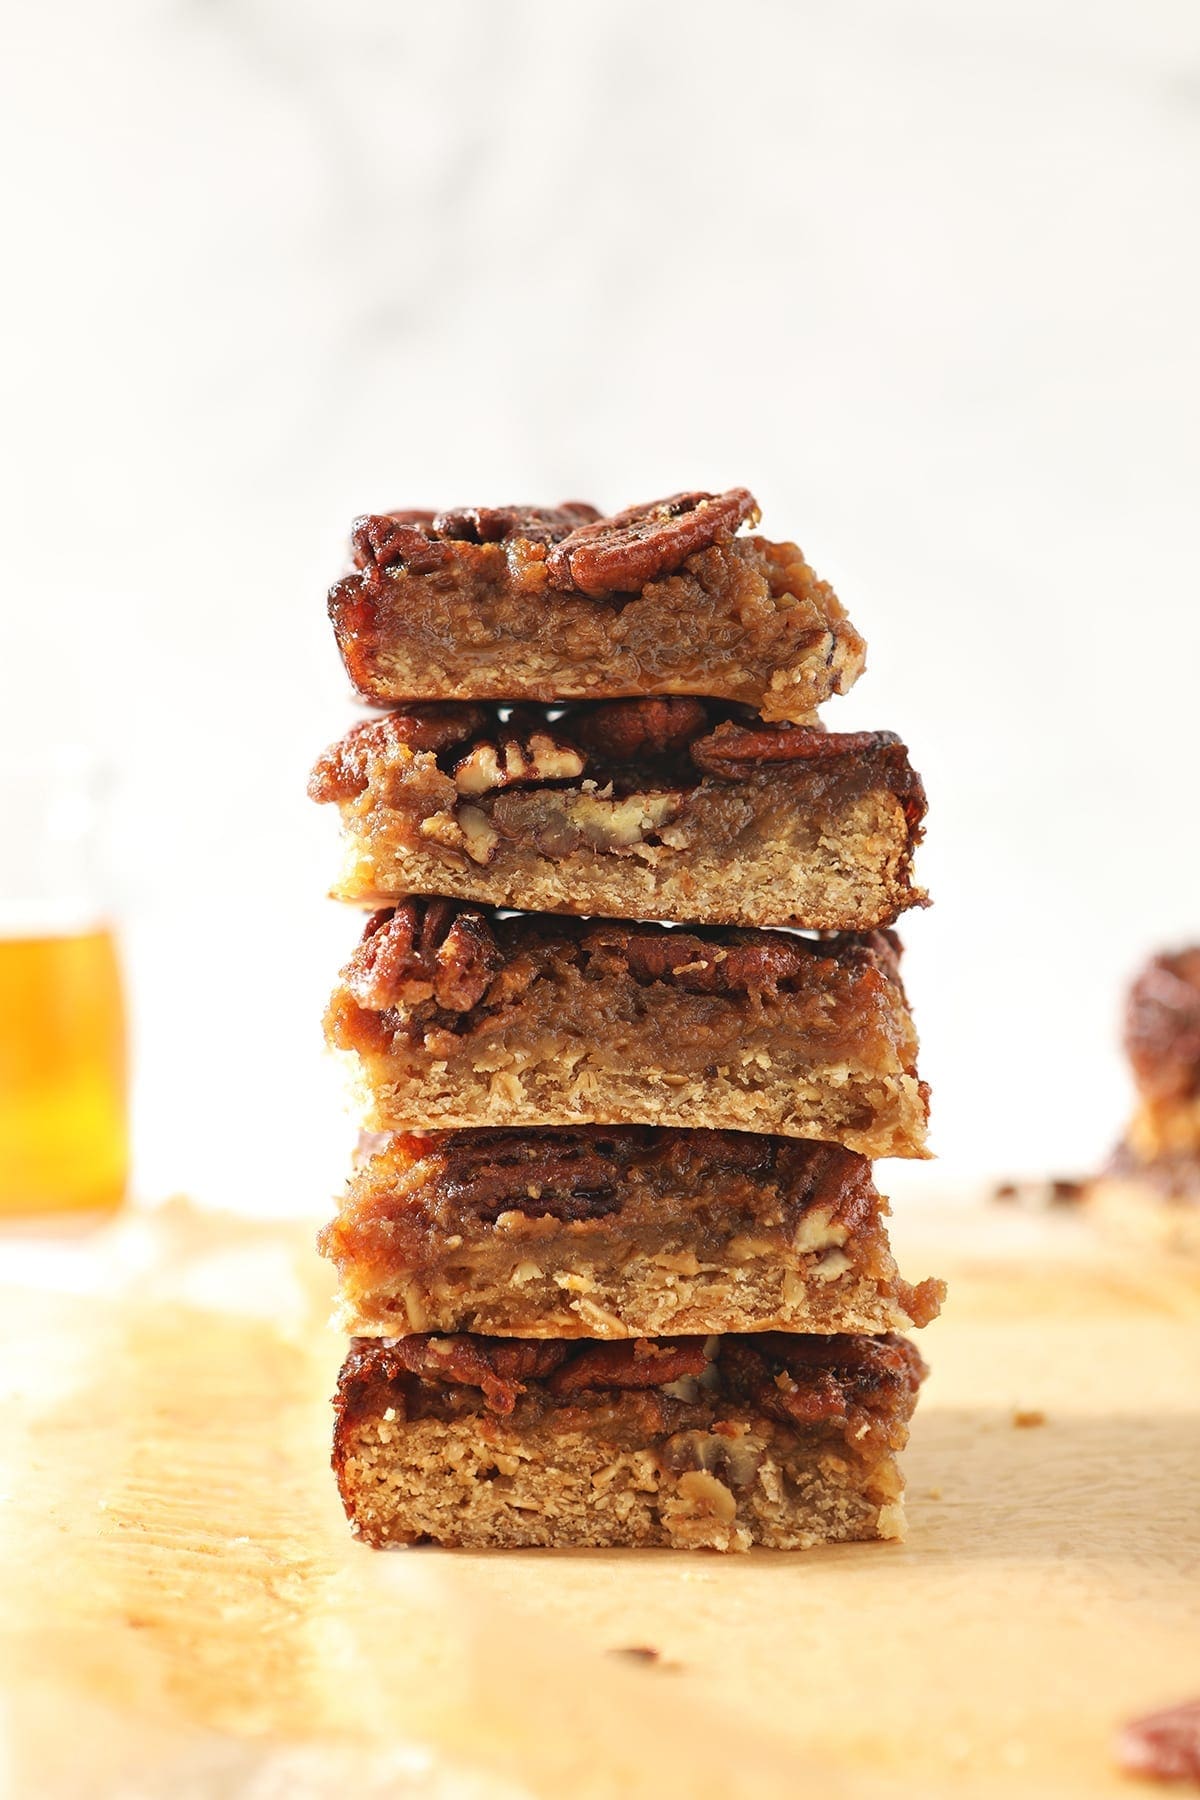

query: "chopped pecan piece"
xmin=659 ymin=1428 xmax=767 ymax=1493
xmin=1116 ymin=1699 xmax=1200 ymax=1783
xmin=566 ymin=791 xmax=684 ymax=850
xmin=455 ymin=806 xmax=501 ymax=865
xmin=341 ymin=902 xmax=500 ymax=1012
xmin=545 ymin=1338 xmax=709 ymax=1398
xmin=453 ymin=731 xmax=586 ymax=797
xmin=688 ymin=722 xmax=927 ymax=835
xmin=545 ymin=488 xmax=760 ymax=596
xmin=351 ymin=513 xmax=449 ymax=577
xmin=351 ymin=504 xmax=599 ymax=577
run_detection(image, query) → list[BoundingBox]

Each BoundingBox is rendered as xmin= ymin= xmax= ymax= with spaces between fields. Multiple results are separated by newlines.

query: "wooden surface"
xmin=1 ymin=1197 xmax=1198 ymax=1798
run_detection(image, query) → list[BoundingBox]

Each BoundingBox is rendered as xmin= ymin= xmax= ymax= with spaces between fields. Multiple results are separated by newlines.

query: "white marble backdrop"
xmin=2 ymin=0 xmax=1199 ymax=1211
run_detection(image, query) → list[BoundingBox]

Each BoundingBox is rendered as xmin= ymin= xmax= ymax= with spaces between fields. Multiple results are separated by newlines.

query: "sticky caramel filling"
xmin=335 ymin=1330 xmax=925 ymax=1465
xmin=324 ymin=1128 xmax=877 ymax=1280
xmin=328 ymin=911 xmax=920 ymax=1086
xmin=317 ymin=719 xmax=920 ymax=875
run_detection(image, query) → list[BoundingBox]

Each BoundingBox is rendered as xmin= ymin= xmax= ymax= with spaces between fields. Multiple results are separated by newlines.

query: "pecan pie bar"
xmin=320 ymin=1127 xmax=944 ymax=1338
xmin=310 ymin=698 xmax=927 ymax=931
xmin=327 ymin=490 xmax=865 ymax=724
xmin=1086 ymin=947 xmax=1200 ymax=1252
xmin=324 ymin=902 xmax=930 ymax=1157
xmin=1121 ymin=946 xmax=1200 ymax=1159
xmin=333 ymin=1330 xmax=927 ymax=1551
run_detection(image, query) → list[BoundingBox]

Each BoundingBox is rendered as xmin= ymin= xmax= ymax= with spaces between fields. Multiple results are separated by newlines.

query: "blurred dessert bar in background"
xmin=1088 ymin=946 xmax=1200 ymax=1252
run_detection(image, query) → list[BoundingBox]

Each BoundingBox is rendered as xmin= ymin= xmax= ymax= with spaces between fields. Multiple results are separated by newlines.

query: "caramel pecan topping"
xmin=566 ymin=696 xmax=712 ymax=765
xmin=435 ymin=1134 xmax=622 ymax=1222
xmin=310 ymin=700 xmax=926 ymax=843
xmin=346 ymin=1127 xmax=880 ymax=1237
xmin=308 ymin=706 xmax=489 ymax=803
xmin=431 ymin=503 xmax=599 ymax=545
xmin=689 ymin=722 xmax=899 ymax=779
xmin=341 ymin=902 xmax=500 ymax=1013
xmin=370 ymin=1335 xmax=569 ymax=1414
xmin=351 ymin=512 xmax=448 ymax=577
xmin=690 ymin=722 xmax=927 ymax=840
xmin=425 ymin=907 xmax=501 ymax=1010
xmin=545 ymin=488 xmax=760 ymax=597
xmin=546 ymin=1338 xmax=709 ymax=1398
xmin=341 ymin=905 xmax=900 ymax=1016
xmin=719 ymin=1333 xmax=925 ymax=1429
xmin=338 ymin=1331 xmax=923 ymax=1424
xmin=1116 ymin=1700 xmax=1200 ymax=1783
xmin=351 ymin=503 xmax=599 ymax=576
xmin=615 ymin=928 xmax=819 ymax=996
xmin=346 ymin=490 xmax=759 ymax=596
xmin=341 ymin=1334 xmax=706 ymax=1416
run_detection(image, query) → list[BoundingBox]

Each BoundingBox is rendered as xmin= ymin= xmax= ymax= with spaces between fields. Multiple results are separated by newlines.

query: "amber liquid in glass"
xmin=0 ymin=926 xmax=129 ymax=1213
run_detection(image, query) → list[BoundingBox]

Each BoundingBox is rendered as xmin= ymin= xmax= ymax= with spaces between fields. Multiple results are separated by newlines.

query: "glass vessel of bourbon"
xmin=0 ymin=751 xmax=128 ymax=1214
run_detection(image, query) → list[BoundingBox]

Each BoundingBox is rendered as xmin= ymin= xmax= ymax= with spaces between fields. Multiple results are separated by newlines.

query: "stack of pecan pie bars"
xmin=312 ymin=488 xmax=944 ymax=1552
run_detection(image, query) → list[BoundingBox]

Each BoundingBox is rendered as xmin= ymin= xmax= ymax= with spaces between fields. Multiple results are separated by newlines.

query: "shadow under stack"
xmin=312 ymin=489 xmax=944 ymax=1551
